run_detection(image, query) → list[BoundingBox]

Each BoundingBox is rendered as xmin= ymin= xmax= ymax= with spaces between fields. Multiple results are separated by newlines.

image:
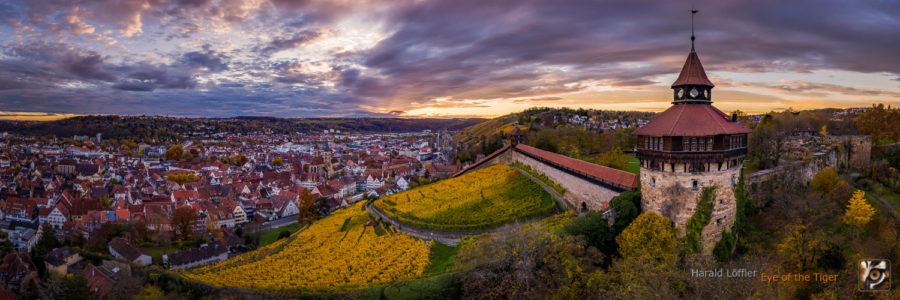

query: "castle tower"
xmin=632 ymin=14 xmax=751 ymax=253
xmin=508 ymin=122 xmax=524 ymax=145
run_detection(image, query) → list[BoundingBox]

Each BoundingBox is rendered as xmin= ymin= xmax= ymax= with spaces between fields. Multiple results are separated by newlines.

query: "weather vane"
xmin=691 ymin=8 xmax=698 ymax=52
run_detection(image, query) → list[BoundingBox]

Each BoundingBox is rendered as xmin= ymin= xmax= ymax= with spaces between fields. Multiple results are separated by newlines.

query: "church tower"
xmin=633 ymin=12 xmax=751 ymax=253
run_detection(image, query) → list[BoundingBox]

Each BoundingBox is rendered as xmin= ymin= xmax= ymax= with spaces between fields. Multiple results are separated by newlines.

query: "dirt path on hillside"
xmin=848 ymin=177 xmax=900 ymax=222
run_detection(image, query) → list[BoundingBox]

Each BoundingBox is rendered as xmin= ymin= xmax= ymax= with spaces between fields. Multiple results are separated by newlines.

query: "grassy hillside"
xmin=375 ymin=164 xmax=557 ymax=231
xmin=452 ymin=113 xmax=519 ymax=145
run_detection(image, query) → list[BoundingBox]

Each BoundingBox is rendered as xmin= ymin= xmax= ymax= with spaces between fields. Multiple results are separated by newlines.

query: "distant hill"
xmin=453 ymin=107 xmax=655 ymax=164
xmin=0 ymin=115 xmax=485 ymax=140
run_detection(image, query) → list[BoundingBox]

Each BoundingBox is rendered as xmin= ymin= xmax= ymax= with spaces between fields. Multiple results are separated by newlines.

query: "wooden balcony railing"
xmin=636 ymin=148 xmax=747 ymax=163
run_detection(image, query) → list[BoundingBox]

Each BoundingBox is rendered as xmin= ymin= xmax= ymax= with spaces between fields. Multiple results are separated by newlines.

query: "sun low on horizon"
xmin=0 ymin=0 xmax=899 ymax=120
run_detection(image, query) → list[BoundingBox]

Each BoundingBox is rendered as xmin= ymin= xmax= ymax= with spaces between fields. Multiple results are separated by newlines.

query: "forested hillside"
xmin=0 ymin=115 xmax=485 ymax=141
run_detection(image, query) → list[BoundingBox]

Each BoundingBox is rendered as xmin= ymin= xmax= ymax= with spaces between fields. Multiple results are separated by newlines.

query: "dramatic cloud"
xmin=258 ymin=30 xmax=325 ymax=55
xmin=0 ymin=0 xmax=899 ymax=117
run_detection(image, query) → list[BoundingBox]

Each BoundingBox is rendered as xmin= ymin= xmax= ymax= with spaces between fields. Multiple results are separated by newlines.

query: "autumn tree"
xmin=454 ymin=223 xmax=603 ymax=299
xmin=811 ymin=167 xmax=844 ymax=197
xmin=748 ymin=113 xmax=783 ymax=170
xmin=616 ymin=212 xmax=677 ymax=263
xmin=775 ymin=223 xmax=824 ymax=271
xmin=233 ymin=154 xmax=248 ymax=166
xmin=166 ymin=173 xmax=200 ymax=186
xmin=856 ymin=103 xmax=900 ymax=143
xmin=843 ymin=190 xmax=875 ymax=233
xmin=100 ymin=195 xmax=112 ymax=209
xmin=296 ymin=189 xmax=318 ymax=225
xmin=172 ymin=206 xmax=198 ymax=241
xmin=272 ymin=157 xmax=284 ymax=166
xmin=596 ymin=148 xmax=628 ymax=171
xmin=164 ymin=144 xmax=183 ymax=161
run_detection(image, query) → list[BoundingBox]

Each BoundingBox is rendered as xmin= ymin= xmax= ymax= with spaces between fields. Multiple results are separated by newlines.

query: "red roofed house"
xmin=45 ymin=202 xmax=71 ymax=229
xmin=632 ymin=31 xmax=750 ymax=254
xmin=108 ymin=238 xmax=152 ymax=266
xmin=82 ymin=264 xmax=117 ymax=298
xmin=3 ymin=198 xmax=37 ymax=224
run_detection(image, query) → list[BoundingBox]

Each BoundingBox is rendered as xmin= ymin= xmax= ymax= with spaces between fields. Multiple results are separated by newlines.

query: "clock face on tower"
xmin=677 ymin=89 xmax=684 ymax=98
xmin=690 ymin=88 xmax=699 ymax=98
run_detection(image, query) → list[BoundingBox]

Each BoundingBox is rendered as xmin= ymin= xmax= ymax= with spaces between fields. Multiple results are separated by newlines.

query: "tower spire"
xmin=691 ymin=8 xmax=698 ymax=52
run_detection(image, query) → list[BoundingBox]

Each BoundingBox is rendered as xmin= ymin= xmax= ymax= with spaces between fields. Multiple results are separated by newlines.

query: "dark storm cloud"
xmin=352 ymin=0 xmax=900 ymax=104
xmin=0 ymin=41 xmax=232 ymax=93
xmin=1 ymin=42 xmax=116 ymax=84
xmin=182 ymin=45 xmax=229 ymax=72
xmin=112 ymin=66 xmax=196 ymax=92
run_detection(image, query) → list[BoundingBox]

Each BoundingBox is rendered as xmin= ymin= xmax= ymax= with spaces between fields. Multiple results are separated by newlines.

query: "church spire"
xmin=672 ymin=9 xmax=713 ymax=104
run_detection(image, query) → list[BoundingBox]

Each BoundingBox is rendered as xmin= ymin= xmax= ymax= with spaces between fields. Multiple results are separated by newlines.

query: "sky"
xmin=0 ymin=0 xmax=899 ymax=120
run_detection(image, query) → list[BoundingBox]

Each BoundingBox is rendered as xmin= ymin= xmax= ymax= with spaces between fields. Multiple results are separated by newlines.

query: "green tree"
xmin=44 ymin=273 xmax=93 ymax=300
xmin=610 ymin=191 xmax=641 ymax=234
xmin=33 ymin=223 xmax=61 ymax=257
xmin=616 ymin=212 xmax=677 ymax=263
xmin=100 ymin=195 xmax=111 ymax=209
xmin=563 ymin=211 xmax=617 ymax=259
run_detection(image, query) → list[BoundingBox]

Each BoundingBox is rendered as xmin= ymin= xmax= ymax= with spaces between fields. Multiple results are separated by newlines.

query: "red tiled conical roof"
xmin=671 ymin=51 xmax=714 ymax=87
xmin=632 ymin=104 xmax=750 ymax=136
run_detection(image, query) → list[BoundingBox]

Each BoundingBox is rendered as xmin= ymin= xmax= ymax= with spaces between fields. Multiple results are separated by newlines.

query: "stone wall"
xmin=640 ymin=167 xmax=740 ymax=254
xmin=745 ymin=135 xmax=872 ymax=206
xmin=476 ymin=148 xmax=624 ymax=211
xmin=366 ymin=201 xmax=559 ymax=246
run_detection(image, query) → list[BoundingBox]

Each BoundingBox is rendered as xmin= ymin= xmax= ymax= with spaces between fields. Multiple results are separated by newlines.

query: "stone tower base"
xmin=640 ymin=166 xmax=740 ymax=253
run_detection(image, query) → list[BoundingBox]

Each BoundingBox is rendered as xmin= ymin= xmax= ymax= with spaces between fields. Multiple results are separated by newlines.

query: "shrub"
xmin=562 ymin=211 xmax=617 ymax=259
xmin=684 ymin=186 xmax=716 ymax=253
xmin=610 ymin=191 xmax=641 ymax=234
xmin=616 ymin=212 xmax=677 ymax=262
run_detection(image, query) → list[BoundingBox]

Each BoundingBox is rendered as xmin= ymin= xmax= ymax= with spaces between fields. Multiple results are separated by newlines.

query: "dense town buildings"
xmin=0 ymin=129 xmax=460 ymax=273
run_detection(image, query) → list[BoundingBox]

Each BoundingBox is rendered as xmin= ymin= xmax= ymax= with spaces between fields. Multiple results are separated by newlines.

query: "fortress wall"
xmin=745 ymin=135 xmax=872 ymax=206
xmin=466 ymin=147 xmax=625 ymax=212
